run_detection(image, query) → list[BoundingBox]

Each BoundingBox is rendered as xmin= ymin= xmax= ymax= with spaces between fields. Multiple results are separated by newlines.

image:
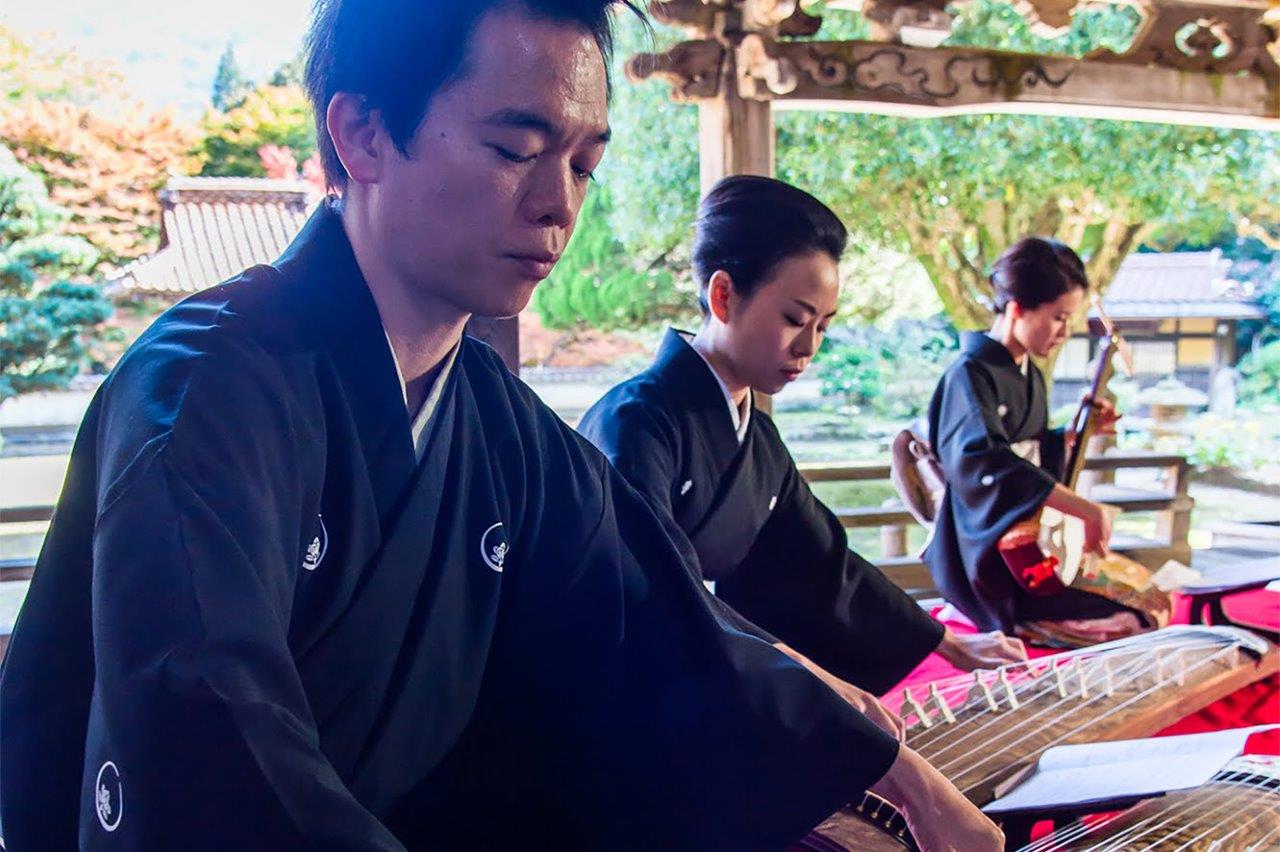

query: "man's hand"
xmin=774 ymin=644 xmax=905 ymax=740
xmin=935 ymin=628 xmax=1027 ymax=671
xmin=870 ymin=746 xmax=1004 ymax=852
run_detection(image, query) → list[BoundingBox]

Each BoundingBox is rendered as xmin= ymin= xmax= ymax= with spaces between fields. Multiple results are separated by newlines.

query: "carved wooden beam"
xmin=741 ymin=0 xmax=824 ymax=34
xmin=1093 ymin=1 xmax=1279 ymax=77
xmin=733 ymin=37 xmax=1277 ymax=126
xmin=1013 ymin=0 xmax=1082 ymax=37
xmin=647 ymin=0 xmax=722 ymax=35
xmin=851 ymin=0 xmax=957 ymax=43
xmin=1267 ymin=6 xmax=1280 ymax=66
xmin=643 ymin=0 xmax=822 ymax=37
xmin=627 ymin=39 xmax=727 ymax=101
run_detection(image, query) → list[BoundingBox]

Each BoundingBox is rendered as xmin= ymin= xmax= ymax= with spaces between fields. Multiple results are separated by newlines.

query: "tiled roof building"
xmin=107 ymin=176 xmax=318 ymax=298
xmin=1056 ymin=250 xmax=1266 ymax=409
xmin=1101 ymin=251 xmax=1264 ymax=322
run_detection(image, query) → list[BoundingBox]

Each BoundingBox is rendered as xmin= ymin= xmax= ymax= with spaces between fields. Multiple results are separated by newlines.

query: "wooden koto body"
xmin=795 ymin=626 xmax=1280 ymax=851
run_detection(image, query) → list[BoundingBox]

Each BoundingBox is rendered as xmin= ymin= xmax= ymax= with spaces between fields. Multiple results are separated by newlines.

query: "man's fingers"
xmin=871 ymin=702 xmax=905 ymax=741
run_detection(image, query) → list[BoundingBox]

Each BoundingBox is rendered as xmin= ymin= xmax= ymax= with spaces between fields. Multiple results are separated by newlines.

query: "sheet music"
xmin=983 ymin=725 xmax=1279 ymax=815
xmin=1149 ymin=559 xmax=1204 ymax=592
xmin=1179 ymin=555 xmax=1280 ymax=595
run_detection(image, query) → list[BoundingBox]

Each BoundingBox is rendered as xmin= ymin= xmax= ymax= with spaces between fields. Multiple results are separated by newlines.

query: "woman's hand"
xmin=935 ymin=628 xmax=1027 ymax=671
xmin=775 ymin=644 xmax=905 ymax=740
xmin=1087 ymin=394 xmax=1122 ymax=435
xmin=1046 ymin=484 xmax=1113 ymax=557
xmin=1080 ymin=499 xmax=1113 ymax=557
xmin=1067 ymin=394 xmax=1122 ymax=455
xmin=870 ymin=746 xmax=1004 ymax=852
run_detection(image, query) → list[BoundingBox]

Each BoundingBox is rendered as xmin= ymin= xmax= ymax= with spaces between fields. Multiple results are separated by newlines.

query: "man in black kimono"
xmin=580 ymin=329 xmax=1024 ymax=700
xmin=0 ymin=2 xmax=1002 ymax=851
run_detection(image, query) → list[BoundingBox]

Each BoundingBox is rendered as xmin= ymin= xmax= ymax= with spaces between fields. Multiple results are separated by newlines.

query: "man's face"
xmin=368 ymin=5 xmax=610 ymax=318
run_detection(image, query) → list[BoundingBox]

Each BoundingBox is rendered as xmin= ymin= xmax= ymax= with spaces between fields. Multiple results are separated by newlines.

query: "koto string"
xmin=951 ymin=645 xmax=1240 ymax=797
xmin=1160 ymin=773 xmax=1277 ymax=852
xmin=917 ymin=643 xmax=1176 ymax=767
xmin=1014 ymin=766 xmax=1278 ymax=852
xmin=910 ymin=636 xmax=1230 ymax=763
xmin=922 ymin=640 xmax=1218 ymax=773
xmin=1114 ymin=770 xmax=1259 ymax=851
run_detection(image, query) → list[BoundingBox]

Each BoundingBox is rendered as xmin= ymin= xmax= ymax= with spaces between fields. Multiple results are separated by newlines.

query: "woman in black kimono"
xmin=922 ymin=237 xmax=1149 ymax=640
xmin=579 ymin=177 xmax=1026 ymax=724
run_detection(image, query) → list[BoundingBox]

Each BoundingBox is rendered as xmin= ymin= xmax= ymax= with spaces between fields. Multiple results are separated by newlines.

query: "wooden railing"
xmin=800 ymin=451 xmax=1194 ymax=601
xmin=0 ymin=452 xmax=1197 ymax=660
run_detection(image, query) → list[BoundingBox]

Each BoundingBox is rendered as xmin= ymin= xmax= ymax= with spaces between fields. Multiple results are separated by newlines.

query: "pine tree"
xmin=211 ymin=43 xmax=250 ymax=112
xmin=0 ymin=145 xmax=113 ymax=401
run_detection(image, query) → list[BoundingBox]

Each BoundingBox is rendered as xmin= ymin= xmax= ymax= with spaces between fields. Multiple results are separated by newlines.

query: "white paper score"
xmin=983 ymin=724 xmax=1279 ymax=815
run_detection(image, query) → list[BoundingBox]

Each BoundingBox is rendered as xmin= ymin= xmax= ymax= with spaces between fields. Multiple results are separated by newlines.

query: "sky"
xmin=2 ymin=0 xmax=314 ymax=119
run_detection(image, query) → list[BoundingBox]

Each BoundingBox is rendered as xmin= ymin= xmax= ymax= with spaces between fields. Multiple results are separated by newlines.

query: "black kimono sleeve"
xmin=589 ymin=398 xmax=781 ymax=644
xmin=413 ymin=414 xmax=902 ymax=851
xmin=932 ymin=362 xmax=1060 ymax=545
xmin=75 ymin=351 xmax=401 ymax=850
xmin=718 ymin=462 xmax=945 ymax=695
xmin=1041 ymin=426 xmax=1068 ymax=481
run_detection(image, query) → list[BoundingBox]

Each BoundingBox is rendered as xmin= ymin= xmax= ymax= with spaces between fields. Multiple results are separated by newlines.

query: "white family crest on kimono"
xmin=94 ymin=762 xmax=122 ymax=832
xmin=302 ymin=516 xmax=329 ymax=571
xmin=481 ymin=522 xmax=508 ymax=573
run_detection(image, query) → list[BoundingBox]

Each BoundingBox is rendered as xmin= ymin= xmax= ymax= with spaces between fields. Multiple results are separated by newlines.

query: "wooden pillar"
xmin=697 ymin=95 xmax=775 ymax=194
xmin=465 ymin=315 xmax=520 ymax=374
xmin=700 ymin=46 xmax=777 ymax=413
xmin=1156 ymin=458 xmax=1194 ymax=565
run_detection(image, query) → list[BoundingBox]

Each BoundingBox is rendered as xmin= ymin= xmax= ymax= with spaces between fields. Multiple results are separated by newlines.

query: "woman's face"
xmin=723 ymin=250 xmax=839 ymax=395
xmin=1012 ymin=286 xmax=1084 ymax=358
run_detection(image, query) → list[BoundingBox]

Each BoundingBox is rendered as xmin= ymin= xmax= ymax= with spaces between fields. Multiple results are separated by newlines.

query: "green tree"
xmin=1 ymin=24 xmax=123 ymax=106
xmin=1238 ymin=340 xmax=1280 ymax=409
xmin=211 ymin=43 xmax=251 ymax=112
xmin=529 ymin=183 xmax=683 ymax=331
xmin=269 ymin=53 xmax=305 ymax=88
xmin=602 ymin=13 xmax=700 ymax=273
xmin=817 ymin=318 xmax=957 ymax=415
xmin=1 ymin=25 xmax=199 ymax=266
xmin=197 ymin=83 xmax=316 ymax=177
xmin=0 ymin=145 xmax=113 ymax=401
xmin=609 ymin=0 xmax=1280 ymax=352
xmin=817 ymin=340 xmax=887 ymax=409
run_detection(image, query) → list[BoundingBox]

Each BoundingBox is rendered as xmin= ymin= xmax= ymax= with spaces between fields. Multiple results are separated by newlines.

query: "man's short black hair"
xmin=304 ymin=0 xmax=644 ymax=192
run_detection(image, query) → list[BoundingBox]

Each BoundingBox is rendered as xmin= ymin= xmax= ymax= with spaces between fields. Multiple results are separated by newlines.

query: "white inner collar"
xmin=987 ymin=332 xmax=1029 ymax=376
xmin=683 ymin=333 xmax=751 ymax=444
xmin=384 ymin=331 xmax=462 ymax=461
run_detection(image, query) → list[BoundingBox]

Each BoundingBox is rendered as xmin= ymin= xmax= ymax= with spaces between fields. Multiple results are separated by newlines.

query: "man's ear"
xmin=326 ymin=92 xmax=385 ymax=185
xmin=707 ymin=270 xmax=735 ymax=324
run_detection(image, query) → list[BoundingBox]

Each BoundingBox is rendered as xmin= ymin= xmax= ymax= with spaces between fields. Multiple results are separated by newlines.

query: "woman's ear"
xmin=707 ymin=270 xmax=734 ymax=324
xmin=326 ymin=92 xmax=385 ymax=186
